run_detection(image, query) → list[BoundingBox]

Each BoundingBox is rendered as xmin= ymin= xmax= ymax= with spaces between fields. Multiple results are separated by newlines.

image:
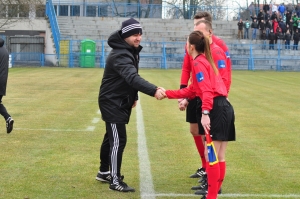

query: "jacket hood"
xmin=107 ymin=30 xmax=142 ymax=53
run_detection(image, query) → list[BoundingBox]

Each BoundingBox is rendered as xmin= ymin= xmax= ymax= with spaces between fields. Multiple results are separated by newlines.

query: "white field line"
xmin=14 ymin=128 xmax=92 ymax=132
xmin=136 ymin=99 xmax=156 ymax=199
xmin=92 ymin=118 xmax=100 ymax=123
xmin=14 ymin=111 xmax=102 ymax=132
xmin=147 ymin=193 xmax=300 ymax=198
xmin=86 ymin=126 xmax=95 ymax=131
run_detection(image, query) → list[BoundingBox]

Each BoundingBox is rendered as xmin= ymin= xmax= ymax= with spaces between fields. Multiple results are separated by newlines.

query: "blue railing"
xmin=46 ymin=0 xmax=61 ymax=58
xmin=9 ymin=42 xmax=300 ymax=71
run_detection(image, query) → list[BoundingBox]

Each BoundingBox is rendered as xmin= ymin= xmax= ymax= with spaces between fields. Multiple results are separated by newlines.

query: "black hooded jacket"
xmin=0 ymin=42 xmax=9 ymax=96
xmin=98 ymin=30 xmax=157 ymax=124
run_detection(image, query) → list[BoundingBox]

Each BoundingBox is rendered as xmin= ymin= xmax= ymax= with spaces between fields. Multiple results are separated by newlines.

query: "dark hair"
xmin=188 ymin=31 xmax=218 ymax=75
xmin=193 ymin=12 xmax=212 ymax=23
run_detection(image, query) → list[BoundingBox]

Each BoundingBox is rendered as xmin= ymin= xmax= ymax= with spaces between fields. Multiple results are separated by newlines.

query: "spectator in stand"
xmin=276 ymin=28 xmax=284 ymax=49
xmin=293 ymin=29 xmax=300 ymax=50
xmin=286 ymin=11 xmax=291 ymax=26
xmin=296 ymin=4 xmax=300 ymax=18
xmin=251 ymin=19 xmax=259 ymax=40
xmin=278 ymin=19 xmax=287 ymax=34
xmin=237 ymin=18 xmax=244 ymax=39
xmin=244 ymin=19 xmax=251 ymax=39
xmin=271 ymin=11 xmax=278 ymax=21
xmin=278 ymin=3 xmax=286 ymax=18
xmin=286 ymin=3 xmax=294 ymax=15
xmin=284 ymin=29 xmax=292 ymax=50
xmin=297 ymin=18 xmax=300 ymax=31
xmin=282 ymin=11 xmax=287 ymax=24
xmin=292 ymin=13 xmax=299 ymax=34
xmin=263 ymin=3 xmax=270 ymax=15
xmin=257 ymin=9 xmax=265 ymax=25
xmin=269 ymin=29 xmax=276 ymax=50
xmin=264 ymin=11 xmax=271 ymax=21
xmin=250 ymin=14 xmax=258 ymax=22
xmin=249 ymin=2 xmax=255 ymax=16
xmin=265 ymin=18 xmax=272 ymax=38
xmin=287 ymin=19 xmax=293 ymax=37
xmin=259 ymin=20 xmax=266 ymax=39
xmin=273 ymin=18 xmax=279 ymax=33
xmin=271 ymin=2 xmax=278 ymax=15
xmin=261 ymin=30 xmax=267 ymax=50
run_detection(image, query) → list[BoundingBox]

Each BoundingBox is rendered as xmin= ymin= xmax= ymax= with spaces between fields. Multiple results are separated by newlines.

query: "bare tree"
xmin=163 ymin=0 xmax=226 ymax=19
xmin=0 ymin=0 xmax=44 ymax=29
xmin=106 ymin=0 xmax=163 ymax=18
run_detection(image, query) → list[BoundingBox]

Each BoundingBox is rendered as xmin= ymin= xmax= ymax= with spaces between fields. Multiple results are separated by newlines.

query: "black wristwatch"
xmin=202 ymin=110 xmax=210 ymax=115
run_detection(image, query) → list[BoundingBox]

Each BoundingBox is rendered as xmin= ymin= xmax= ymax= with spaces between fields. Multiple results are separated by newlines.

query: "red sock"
xmin=218 ymin=161 xmax=226 ymax=191
xmin=193 ymin=135 xmax=206 ymax=169
xmin=206 ymin=161 xmax=220 ymax=199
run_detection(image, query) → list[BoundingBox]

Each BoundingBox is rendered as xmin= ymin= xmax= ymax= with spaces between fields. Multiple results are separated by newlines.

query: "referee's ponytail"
xmin=188 ymin=30 xmax=219 ymax=75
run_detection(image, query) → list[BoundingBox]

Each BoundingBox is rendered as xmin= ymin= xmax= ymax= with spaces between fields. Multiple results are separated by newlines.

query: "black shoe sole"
xmin=109 ymin=188 xmax=135 ymax=192
xmin=194 ymin=190 xmax=207 ymax=195
xmin=191 ymin=186 xmax=203 ymax=190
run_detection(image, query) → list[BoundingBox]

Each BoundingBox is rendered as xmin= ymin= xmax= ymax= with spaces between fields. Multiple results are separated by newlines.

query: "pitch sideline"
xmin=136 ymin=99 xmax=156 ymax=199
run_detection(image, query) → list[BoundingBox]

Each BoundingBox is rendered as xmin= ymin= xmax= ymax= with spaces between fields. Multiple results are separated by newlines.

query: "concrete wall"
xmin=0 ymin=18 xmax=57 ymax=65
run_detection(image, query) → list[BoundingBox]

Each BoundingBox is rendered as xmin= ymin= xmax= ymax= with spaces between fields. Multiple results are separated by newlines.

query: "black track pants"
xmin=99 ymin=122 xmax=127 ymax=185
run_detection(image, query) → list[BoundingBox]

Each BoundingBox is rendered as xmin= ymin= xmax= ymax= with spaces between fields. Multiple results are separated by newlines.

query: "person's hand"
xmin=201 ymin=114 xmax=210 ymax=133
xmin=178 ymin=98 xmax=188 ymax=111
xmin=155 ymin=87 xmax=166 ymax=100
xmin=132 ymin=100 xmax=137 ymax=108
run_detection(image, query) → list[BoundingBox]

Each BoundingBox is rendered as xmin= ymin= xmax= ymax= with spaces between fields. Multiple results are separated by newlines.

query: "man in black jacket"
xmin=251 ymin=19 xmax=259 ymax=40
xmin=257 ymin=9 xmax=265 ymax=26
xmin=95 ymin=18 xmax=165 ymax=192
xmin=259 ymin=20 xmax=266 ymax=39
xmin=269 ymin=29 xmax=276 ymax=50
xmin=237 ymin=18 xmax=244 ymax=39
xmin=0 ymin=38 xmax=13 ymax=134
xmin=293 ymin=29 xmax=300 ymax=50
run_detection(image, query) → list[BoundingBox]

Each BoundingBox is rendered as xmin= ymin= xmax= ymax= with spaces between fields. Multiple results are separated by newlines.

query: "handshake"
xmin=154 ymin=87 xmax=167 ymax=100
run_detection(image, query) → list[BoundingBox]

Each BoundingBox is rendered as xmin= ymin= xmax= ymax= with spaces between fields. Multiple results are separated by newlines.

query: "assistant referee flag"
xmin=205 ymin=131 xmax=219 ymax=166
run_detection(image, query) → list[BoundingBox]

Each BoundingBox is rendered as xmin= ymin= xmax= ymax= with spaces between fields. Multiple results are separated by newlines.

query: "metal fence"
xmin=9 ymin=40 xmax=300 ymax=71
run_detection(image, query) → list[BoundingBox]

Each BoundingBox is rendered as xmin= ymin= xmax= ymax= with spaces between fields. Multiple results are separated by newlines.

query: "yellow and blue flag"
xmin=205 ymin=131 xmax=219 ymax=166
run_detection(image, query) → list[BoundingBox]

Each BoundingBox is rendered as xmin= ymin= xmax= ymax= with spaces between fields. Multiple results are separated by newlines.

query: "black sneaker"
xmin=192 ymin=176 xmax=207 ymax=190
xmin=198 ymin=174 xmax=207 ymax=183
xmin=109 ymin=181 xmax=135 ymax=192
xmin=190 ymin=167 xmax=206 ymax=178
xmin=194 ymin=183 xmax=208 ymax=195
xmin=6 ymin=117 xmax=14 ymax=134
xmin=191 ymin=182 xmax=207 ymax=190
xmin=95 ymin=171 xmax=111 ymax=183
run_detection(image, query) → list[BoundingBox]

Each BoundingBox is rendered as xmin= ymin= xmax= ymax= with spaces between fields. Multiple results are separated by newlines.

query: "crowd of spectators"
xmin=239 ymin=2 xmax=300 ymax=50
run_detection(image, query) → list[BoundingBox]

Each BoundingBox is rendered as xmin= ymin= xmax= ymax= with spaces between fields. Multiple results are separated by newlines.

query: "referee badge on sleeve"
xmin=218 ymin=60 xmax=226 ymax=68
xmin=196 ymin=72 xmax=204 ymax=82
xmin=225 ymin=51 xmax=230 ymax=58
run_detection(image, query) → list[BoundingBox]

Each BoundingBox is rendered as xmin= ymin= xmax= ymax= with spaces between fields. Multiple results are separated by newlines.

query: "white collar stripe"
xmin=122 ymin=24 xmax=142 ymax=33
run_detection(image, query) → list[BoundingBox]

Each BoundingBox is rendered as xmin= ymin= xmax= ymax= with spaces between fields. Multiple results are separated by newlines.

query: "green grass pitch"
xmin=0 ymin=68 xmax=299 ymax=199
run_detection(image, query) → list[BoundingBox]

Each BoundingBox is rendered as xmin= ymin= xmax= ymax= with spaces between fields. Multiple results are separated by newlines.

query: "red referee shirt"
xmin=210 ymin=42 xmax=231 ymax=93
xmin=167 ymin=54 xmax=227 ymax=111
xmin=180 ymin=39 xmax=231 ymax=93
